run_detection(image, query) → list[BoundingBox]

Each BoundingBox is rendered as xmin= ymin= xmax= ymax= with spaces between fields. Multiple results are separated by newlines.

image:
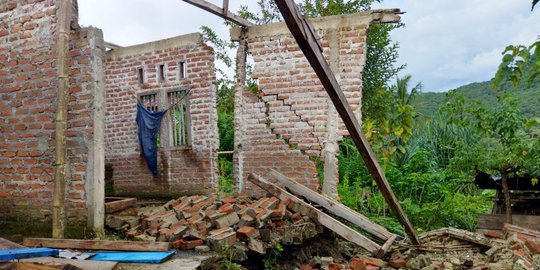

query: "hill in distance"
xmin=414 ymin=79 xmax=540 ymax=118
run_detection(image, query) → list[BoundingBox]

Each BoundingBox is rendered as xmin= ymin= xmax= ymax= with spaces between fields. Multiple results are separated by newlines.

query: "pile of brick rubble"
xmin=106 ymin=194 xmax=320 ymax=257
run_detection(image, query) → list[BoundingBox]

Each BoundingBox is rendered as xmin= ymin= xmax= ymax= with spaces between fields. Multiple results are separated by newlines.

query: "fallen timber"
xmin=248 ymin=173 xmax=390 ymax=257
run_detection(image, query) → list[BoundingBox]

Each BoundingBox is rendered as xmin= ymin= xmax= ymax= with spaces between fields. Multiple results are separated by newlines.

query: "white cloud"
xmin=374 ymin=0 xmax=540 ymax=91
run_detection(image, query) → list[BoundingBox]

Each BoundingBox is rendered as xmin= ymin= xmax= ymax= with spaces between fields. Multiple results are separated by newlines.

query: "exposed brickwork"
xmin=104 ymin=34 xmax=219 ymax=196
xmin=0 ymin=0 xmax=104 ymax=221
xmin=232 ymin=13 xmax=376 ymax=194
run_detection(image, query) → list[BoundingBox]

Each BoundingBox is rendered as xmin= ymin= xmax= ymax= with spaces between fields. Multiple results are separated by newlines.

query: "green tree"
xmin=446 ymin=93 xmax=540 ymax=223
xmin=493 ymin=1 xmax=539 ymax=88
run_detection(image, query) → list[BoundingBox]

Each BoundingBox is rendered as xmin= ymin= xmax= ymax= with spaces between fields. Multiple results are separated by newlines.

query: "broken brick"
xmin=172 ymin=239 xmax=204 ymax=250
xmin=525 ymin=238 xmax=540 ymax=254
xmin=218 ymin=203 xmax=234 ymax=214
xmin=214 ymin=212 xmax=240 ymax=228
xmin=388 ymin=258 xmax=406 ymax=268
xmin=207 ymin=231 xmax=237 ymax=250
xmin=351 ymin=257 xmax=367 ymax=270
xmin=329 ymin=262 xmax=345 ymax=270
xmin=248 ymin=238 xmax=265 ymax=254
xmin=237 ymin=226 xmax=259 ymax=239
xmin=484 ymin=230 xmax=503 ymax=239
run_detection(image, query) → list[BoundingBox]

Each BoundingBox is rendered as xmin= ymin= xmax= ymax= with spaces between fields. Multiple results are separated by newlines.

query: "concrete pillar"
xmin=322 ymin=30 xmax=340 ymax=199
xmin=233 ymin=31 xmax=248 ymax=194
xmin=86 ymin=27 xmax=106 ymax=234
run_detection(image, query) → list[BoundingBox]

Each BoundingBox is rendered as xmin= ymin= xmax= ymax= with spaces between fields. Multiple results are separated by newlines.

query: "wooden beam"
xmin=248 ymin=173 xmax=383 ymax=256
xmin=269 ymin=170 xmax=394 ymax=241
xmin=222 ymin=0 xmax=229 ymax=15
xmin=273 ymin=0 xmax=420 ymax=245
xmin=22 ymin=238 xmax=171 ymax=252
xmin=0 ymin=237 xmax=24 ymax=250
xmin=181 ymin=0 xmax=253 ymax=27
xmin=105 ymin=197 xmax=137 ymax=214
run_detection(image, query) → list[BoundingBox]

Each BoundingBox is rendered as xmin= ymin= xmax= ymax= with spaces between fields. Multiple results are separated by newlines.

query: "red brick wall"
xmin=0 ymin=0 xmax=104 ymax=221
xmin=104 ymin=34 xmax=219 ymax=197
xmin=234 ymin=13 xmax=373 ymax=193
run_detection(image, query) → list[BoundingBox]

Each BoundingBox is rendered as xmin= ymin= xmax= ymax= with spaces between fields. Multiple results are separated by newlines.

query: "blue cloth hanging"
xmin=136 ymin=102 xmax=167 ymax=175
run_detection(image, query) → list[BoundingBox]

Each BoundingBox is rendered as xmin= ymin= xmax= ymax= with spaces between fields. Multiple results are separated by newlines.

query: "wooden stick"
xmin=272 ymin=0 xmax=420 ymax=245
xmin=181 ymin=0 xmax=253 ymax=27
xmin=22 ymin=238 xmax=171 ymax=252
xmin=248 ymin=173 xmax=382 ymax=256
xmin=269 ymin=169 xmax=394 ymax=241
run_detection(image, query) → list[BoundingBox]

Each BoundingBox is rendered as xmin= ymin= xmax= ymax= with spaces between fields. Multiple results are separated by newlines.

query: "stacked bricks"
xmin=0 ymin=0 xmax=104 ymax=221
xmin=104 ymin=33 xmax=219 ymax=196
xmin=105 ymin=194 xmax=320 ymax=256
xmin=232 ymin=13 xmax=382 ymax=194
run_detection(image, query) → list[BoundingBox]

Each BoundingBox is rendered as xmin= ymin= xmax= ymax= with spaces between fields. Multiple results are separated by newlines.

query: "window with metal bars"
xmin=168 ymin=90 xmax=190 ymax=146
xmin=140 ymin=93 xmax=159 ymax=112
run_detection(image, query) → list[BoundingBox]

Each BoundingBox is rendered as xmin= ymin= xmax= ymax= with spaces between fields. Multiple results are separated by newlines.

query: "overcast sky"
xmin=79 ymin=0 xmax=540 ymax=92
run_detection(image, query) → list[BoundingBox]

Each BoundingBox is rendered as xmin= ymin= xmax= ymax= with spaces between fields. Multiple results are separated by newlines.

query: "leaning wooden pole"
xmin=52 ymin=0 xmax=72 ymax=239
xmin=273 ymin=0 xmax=420 ymax=245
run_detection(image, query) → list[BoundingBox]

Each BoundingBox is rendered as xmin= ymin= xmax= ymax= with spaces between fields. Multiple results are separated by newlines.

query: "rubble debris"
xmin=248 ymin=173 xmax=385 ymax=256
xmin=104 ymin=194 xmax=540 ymax=269
xmin=106 ymin=194 xmax=322 ymax=259
xmin=269 ymin=169 xmax=395 ymax=243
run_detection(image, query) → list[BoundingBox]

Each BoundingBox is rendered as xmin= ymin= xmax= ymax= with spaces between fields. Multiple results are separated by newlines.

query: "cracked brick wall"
xmin=232 ymin=13 xmax=388 ymax=194
xmin=104 ymin=33 xmax=219 ymax=197
xmin=0 ymin=0 xmax=105 ymax=221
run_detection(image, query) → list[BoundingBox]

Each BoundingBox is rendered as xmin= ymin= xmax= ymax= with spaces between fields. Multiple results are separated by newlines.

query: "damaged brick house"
xmin=0 ymin=0 xmax=399 ymax=233
xmin=104 ymin=34 xmax=219 ymax=197
xmin=0 ymin=0 xmax=219 ymax=229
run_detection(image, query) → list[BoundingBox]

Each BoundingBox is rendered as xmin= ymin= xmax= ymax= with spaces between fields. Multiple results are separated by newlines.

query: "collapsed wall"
xmin=232 ymin=12 xmax=398 ymax=196
xmin=0 ymin=0 xmax=105 ymax=222
xmin=104 ymin=34 xmax=219 ymax=197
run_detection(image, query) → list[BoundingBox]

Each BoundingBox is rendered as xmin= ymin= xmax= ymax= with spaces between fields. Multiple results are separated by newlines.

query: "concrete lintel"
xmin=107 ymin=33 xmax=204 ymax=59
xmin=230 ymin=9 xmax=401 ymax=41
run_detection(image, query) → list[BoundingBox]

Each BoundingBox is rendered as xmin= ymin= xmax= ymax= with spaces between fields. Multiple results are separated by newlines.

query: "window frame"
xmin=164 ymin=87 xmax=191 ymax=149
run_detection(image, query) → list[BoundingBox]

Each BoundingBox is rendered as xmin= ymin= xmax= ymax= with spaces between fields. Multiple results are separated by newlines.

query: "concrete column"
xmin=233 ymin=31 xmax=248 ymax=194
xmin=322 ymin=30 xmax=340 ymax=199
xmin=86 ymin=27 xmax=106 ymax=234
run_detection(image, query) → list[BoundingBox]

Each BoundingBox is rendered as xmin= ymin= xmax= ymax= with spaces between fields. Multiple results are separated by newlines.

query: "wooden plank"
xmin=105 ymin=197 xmax=137 ymax=214
xmin=376 ymin=234 xmax=397 ymax=258
xmin=21 ymin=257 xmax=117 ymax=270
xmin=269 ymin=170 xmax=394 ymax=241
xmin=88 ymin=251 xmax=175 ymax=264
xmin=477 ymin=214 xmax=540 ymax=231
xmin=273 ymin=0 xmax=419 ymax=246
xmin=1 ymin=262 xmax=65 ymax=270
xmin=0 ymin=238 xmax=24 ymax=250
xmin=0 ymin=248 xmax=58 ymax=261
xmin=503 ymin=223 xmax=540 ymax=238
xmin=22 ymin=238 xmax=171 ymax=252
xmin=248 ymin=173 xmax=382 ymax=256
xmin=180 ymin=0 xmax=253 ymax=27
